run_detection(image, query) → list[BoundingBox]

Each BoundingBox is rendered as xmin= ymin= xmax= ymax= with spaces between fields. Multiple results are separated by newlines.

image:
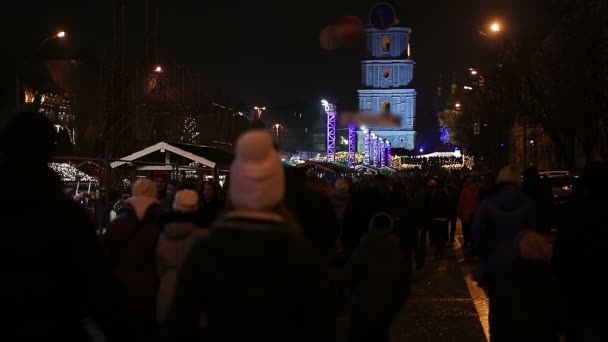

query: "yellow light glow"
xmin=154 ymin=66 xmax=162 ymax=73
xmin=490 ymin=23 xmax=501 ymax=32
xmin=455 ymin=103 xmax=461 ymax=108
xmin=57 ymin=31 xmax=66 ymax=38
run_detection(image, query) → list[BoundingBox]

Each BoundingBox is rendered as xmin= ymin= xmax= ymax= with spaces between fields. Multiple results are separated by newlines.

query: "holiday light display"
xmin=363 ymin=127 xmax=370 ymax=165
xmin=380 ymin=138 xmax=386 ymax=167
xmin=386 ymin=140 xmax=392 ymax=167
xmin=181 ymin=116 xmax=200 ymax=143
xmin=49 ymin=163 xmax=97 ymax=182
xmin=372 ymin=133 xmax=379 ymax=167
xmin=322 ymin=100 xmax=336 ymax=162
xmin=348 ymin=124 xmax=356 ymax=167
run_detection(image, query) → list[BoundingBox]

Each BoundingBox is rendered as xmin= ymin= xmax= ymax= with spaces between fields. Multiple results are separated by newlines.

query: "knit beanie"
xmin=229 ymin=131 xmax=285 ymax=212
xmin=173 ymin=189 xmax=199 ymax=213
xmin=131 ymin=178 xmax=158 ymax=199
xmin=368 ymin=212 xmax=394 ymax=234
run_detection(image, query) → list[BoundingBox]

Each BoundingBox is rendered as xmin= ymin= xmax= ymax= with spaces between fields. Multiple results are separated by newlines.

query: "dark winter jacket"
xmin=1 ymin=164 xmax=129 ymax=341
xmin=156 ymin=212 xmax=209 ymax=323
xmin=472 ymin=183 xmax=538 ymax=284
xmin=164 ymin=211 xmax=335 ymax=342
xmin=343 ymin=217 xmax=410 ymax=321
xmin=104 ymin=197 xmax=163 ymax=322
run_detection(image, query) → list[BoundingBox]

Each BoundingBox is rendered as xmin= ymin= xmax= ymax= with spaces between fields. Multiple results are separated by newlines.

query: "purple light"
xmin=386 ymin=141 xmax=392 ymax=167
xmin=348 ymin=124 xmax=357 ymax=167
xmin=373 ymin=136 xmax=379 ymax=167
xmin=322 ymin=100 xmax=336 ymax=162
xmin=363 ymin=129 xmax=371 ymax=165
xmin=380 ymin=143 xmax=386 ymax=167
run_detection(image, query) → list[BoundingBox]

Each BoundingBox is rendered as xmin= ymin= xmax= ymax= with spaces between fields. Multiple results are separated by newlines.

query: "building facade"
xmin=357 ymin=27 xmax=417 ymax=150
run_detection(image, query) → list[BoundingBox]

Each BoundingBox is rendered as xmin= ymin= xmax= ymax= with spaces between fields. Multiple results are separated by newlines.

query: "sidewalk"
xmin=391 ymin=239 xmax=489 ymax=341
xmin=335 ymin=222 xmax=489 ymax=342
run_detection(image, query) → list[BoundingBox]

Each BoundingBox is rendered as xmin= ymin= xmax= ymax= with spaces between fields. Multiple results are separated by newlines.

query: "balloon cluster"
xmin=320 ymin=16 xmax=363 ymax=51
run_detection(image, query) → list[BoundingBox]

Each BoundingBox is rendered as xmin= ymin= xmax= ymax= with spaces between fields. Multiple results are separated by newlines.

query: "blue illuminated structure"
xmin=348 ymin=124 xmax=357 ymax=167
xmin=386 ymin=140 xmax=392 ymax=167
xmin=440 ymin=127 xmax=451 ymax=144
xmin=322 ymin=100 xmax=336 ymax=162
xmin=356 ymin=21 xmax=417 ymax=150
xmin=363 ymin=128 xmax=371 ymax=165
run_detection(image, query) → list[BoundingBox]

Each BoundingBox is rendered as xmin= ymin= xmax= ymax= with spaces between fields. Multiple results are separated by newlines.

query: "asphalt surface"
xmin=337 ymin=224 xmax=489 ymax=342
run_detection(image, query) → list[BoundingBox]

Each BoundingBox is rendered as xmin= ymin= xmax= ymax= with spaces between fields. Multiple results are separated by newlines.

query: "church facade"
xmin=357 ymin=27 xmax=417 ymax=150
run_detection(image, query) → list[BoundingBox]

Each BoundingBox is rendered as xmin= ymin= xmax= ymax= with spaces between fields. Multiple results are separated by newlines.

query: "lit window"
xmin=382 ymin=101 xmax=391 ymax=113
xmin=383 ymin=70 xmax=390 ymax=79
xmin=382 ymin=37 xmax=391 ymax=52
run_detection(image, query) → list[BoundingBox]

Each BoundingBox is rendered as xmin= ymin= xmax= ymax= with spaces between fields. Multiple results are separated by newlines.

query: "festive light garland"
xmin=49 ymin=163 xmax=97 ymax=182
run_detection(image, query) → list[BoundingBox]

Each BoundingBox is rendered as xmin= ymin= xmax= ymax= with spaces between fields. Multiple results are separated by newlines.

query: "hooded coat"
xmin=156 ymin=212 xmax=208 ymax=323
xmin=104 ymin=196 xmax=162 ymax=324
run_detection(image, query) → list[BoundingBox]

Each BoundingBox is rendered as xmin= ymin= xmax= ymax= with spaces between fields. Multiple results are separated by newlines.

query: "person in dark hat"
xmin=0 ymin=112 xmax=130 ymax=341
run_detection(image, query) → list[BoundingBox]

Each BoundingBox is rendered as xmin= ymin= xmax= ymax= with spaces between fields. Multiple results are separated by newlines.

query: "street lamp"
xmin=16 ymin=30 xmax=67 ymax=111
xmin=455 ymin=103 xmax=461 ymax=109
xmin=154 ymin=65 xmax=162 ymax=73
xmin=273 ymin=123 xmax=282 ymax=145
xmin=490 ymin=22 xmax=501 ymax=33
xmin=254 ymin=106 xmax=266 ymax=118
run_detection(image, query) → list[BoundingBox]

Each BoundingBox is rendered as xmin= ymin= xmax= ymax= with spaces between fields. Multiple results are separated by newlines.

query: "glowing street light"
xmin=154 ymin=65 xmax=162 ymax=73
xmin=455 ymin=103 xmax=461 ymax=109
xmin=17 ymin=29 xmax=68 ymax=112
xmin=273 ymin=123 xmax=282 ymax=144
xmin=470 ymin=69 xmax=478 ymax=76
xmin=464 ymin=86 xmax=473 ymax=90
xmin=254 ymin=106 xmax=266 ymax=118
xmin=490 ymin=22 xmax=501 ymax=33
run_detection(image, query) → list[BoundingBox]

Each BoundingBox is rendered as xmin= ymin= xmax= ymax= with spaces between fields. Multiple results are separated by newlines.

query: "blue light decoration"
xmin=348 ymin=124 xmax=357 ymax=167
xmin=386 ymin=140 xmax=392 ymax=167
xmin=440 ymin=127 xmax=451 ymax=143
xmin=372 ymin=133 xmax=379 ymax=167
xmin=380 ymin=137 xmax=386 ymax=167
xmin=363 ymin=127 xmax=371 ymax=165
xmin=322 ymin=100 xmax=336 ymax=162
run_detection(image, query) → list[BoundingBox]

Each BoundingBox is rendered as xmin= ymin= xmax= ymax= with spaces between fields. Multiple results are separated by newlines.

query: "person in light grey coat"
xmin=156 ymin=189 xmax=208 ymax=324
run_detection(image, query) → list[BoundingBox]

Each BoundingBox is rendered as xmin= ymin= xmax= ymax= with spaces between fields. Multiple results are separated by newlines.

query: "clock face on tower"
xmin=369 ymin=3 xmax=396 ymax=31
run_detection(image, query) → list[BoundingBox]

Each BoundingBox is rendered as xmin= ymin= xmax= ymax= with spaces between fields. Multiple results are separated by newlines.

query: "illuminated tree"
xmin=181 ymin=116 xmax=199 ymax=143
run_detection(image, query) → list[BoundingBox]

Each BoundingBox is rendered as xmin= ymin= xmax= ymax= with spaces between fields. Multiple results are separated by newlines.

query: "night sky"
xmin=3 ymin=0 xmax=549 ymax=125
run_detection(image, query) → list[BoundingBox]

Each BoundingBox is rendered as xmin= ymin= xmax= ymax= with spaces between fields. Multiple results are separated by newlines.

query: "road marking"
xmin=453 ymin=240 xmax=490 ymax=342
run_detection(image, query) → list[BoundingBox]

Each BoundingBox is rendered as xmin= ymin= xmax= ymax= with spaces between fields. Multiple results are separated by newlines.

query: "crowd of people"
xmin=1 ymin=112 xmax=605 ymax=342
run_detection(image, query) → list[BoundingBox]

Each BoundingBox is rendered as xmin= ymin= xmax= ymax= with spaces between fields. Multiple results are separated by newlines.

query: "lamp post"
xmin=273 ymin=123 xmax=282 ymax=146
xmin=16 ymin=30 xmax=66 ymax=112
xmin=254 ymin=106 xmax=266 ymax=118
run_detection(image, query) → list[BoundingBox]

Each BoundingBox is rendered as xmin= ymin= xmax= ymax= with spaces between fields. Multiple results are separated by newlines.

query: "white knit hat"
xmin=131 ymin=178 xmax=158 ymax=199
xmin=173 ymin=189 xmax=199 ymax=213
xmin=229 ymin=131 xmax=285 ymax=212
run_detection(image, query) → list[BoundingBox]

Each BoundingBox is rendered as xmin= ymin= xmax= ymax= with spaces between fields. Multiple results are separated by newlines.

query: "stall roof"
xmin=110 ymin=141 xmax=233 ymax=169
xmin=296 ymin=161 xmax=356 ymax=174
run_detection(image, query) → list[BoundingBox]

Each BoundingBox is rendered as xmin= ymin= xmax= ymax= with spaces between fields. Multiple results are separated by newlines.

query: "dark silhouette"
xmin=0 ymin=112 xmax=128 ymax=341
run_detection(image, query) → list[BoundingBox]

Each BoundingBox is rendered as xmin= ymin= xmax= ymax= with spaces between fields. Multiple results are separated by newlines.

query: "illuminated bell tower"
xmin=357 ymin=25 xmax=417 ymax=150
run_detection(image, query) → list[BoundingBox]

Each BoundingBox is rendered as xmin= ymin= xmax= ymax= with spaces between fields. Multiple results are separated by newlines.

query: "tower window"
xmin=383 ymin=69 xmax=390 ymax=79
xmin=382 ymin=37 xmax=391 ymax=52
xmin=382 ymin=101 xmax=391 ymax=113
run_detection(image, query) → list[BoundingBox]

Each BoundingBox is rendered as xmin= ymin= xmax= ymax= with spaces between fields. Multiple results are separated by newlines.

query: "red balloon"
xmin=338 ymin=16 xmax=363 ymax=44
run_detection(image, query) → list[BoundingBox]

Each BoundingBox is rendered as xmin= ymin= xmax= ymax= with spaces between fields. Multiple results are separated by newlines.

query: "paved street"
xmin=391 ymin=239 xmax=488 ymax=342
xmin=337 ymin=225 xmax=489 ymax=342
